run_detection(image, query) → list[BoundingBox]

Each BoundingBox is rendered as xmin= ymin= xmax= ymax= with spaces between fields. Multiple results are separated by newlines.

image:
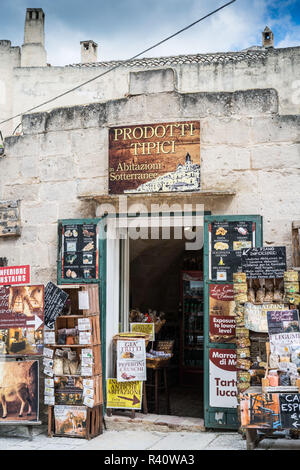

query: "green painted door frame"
xmin=203 ymin=214 xmax=263 ymax=429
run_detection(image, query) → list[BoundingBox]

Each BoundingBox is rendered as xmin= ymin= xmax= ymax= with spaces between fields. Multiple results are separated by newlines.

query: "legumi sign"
xmin=109 ymin=121 xmax=200 ymax=194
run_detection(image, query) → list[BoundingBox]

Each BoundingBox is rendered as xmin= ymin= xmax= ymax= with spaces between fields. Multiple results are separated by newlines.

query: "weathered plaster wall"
xmin=4 ymin=46 xmax=300 ymax=138
xmin=0 ymin=75 xmax=299 ymax=282
xmin=0 ymin=41 xmax=21 ymax=137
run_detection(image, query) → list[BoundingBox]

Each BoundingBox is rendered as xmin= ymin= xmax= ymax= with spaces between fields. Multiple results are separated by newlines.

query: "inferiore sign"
xmin=108 ymin=121 xmax=200 ymax=194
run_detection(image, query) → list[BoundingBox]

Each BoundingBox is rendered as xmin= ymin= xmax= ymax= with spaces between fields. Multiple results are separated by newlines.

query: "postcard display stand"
xmin=234 ymin=270 xmax=300 ymax=450
xmin=45 ymin=285 xmax=103 ymax=439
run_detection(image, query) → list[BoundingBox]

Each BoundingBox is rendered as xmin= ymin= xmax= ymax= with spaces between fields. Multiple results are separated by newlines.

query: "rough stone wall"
xmin=0 ymin=41 xmax=21 ymax=136
xmin=0 ymin=77 xmax=299 ymax=281
xmin=2 ymin=46 xmax=299 ymax=138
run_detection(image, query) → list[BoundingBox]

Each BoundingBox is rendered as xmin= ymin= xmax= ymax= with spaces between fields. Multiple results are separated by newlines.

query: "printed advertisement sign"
xmin=54 ymin=405 xmax=87 ymax=437
xmin=209 ymin=348 xmax=237 ymax=409
xmin=209 ymin=221 xmax=255 ymax=281
xmin=0 ymin=265 xmax=30 ymax=286
xmin=240 ymin=393 xmax=300 ymax=430
xmin=267 ymin=310 xmax=300 ymax=336
xmin=109 ymin=121 xmax=200 ymax=194
xmin=244 ymin=303 xmax=286 ymax=333
xmin=0 ymin=360 xmax=39 ymax=422
xmin=106 ymin=379 xmax=143 ymax=410
xmin=130 ymin=323 xmax=155 ymax=342
xmin=209 ymin=284 xmax=235 ymax=343
xmin=61 ymin=223 xmax=99 ymax=281
xmin=117 ymin=339 xmax=146 ymax=382
xmin=0 ymin=285 xmax=44 ymax=355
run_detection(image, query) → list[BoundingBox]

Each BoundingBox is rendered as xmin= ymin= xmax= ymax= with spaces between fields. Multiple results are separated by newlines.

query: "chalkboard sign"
xmin=61 ymin=223 xmax=98 ymax=281
xmin=279 ymin=394 xmax=300 ymax=429
xmin=241 ymin=246 xmax=286 ymax=279
xmin=44 ymin=282 xmax=68 ymax=329
xmin=210 ymin=221 xmax=255 ymax=281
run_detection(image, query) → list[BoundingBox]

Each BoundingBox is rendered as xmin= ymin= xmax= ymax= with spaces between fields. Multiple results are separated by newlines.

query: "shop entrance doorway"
xmin=128 ymin=227 xmax=204 ymax=418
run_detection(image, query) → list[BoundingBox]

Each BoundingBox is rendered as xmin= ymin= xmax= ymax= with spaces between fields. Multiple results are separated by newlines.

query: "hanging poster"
xmin=109 ymin=121 xmax=200 ymax=194
xmin=61 ymin=223 xmax=99 ymax=281
xmin=209 ymin=284 xmax=236 ymax=343
xmin=106 ymin=379 xmax=143 ymax=410
xmin=241 ymin=246 xmax=287 ymax=279
xmin=54 ymin=405 xmax=87 ymax=437
xmin=0 ymin=285 xmax=44 ymax=355
xmin=240 ymin=393 xmax=281 ymax=429
xmin=130 ymin=323 xmax=155 ymax=342
xmin=0 ymin=360 xmax=39 ymax=422
xmin=54 ymin=376 xmax=84 ymax=405
xmin=209 ymin=348 xmax=237 ymax=409
xmin=209 ymin=221 xmax=255 ymax=281
xmin=117 ymin=339 xmax=146 ymax=382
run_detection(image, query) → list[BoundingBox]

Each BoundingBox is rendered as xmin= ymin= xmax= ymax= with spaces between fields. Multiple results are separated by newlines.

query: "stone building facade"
xmin=0 ymin=8 xmax=299 ymax=288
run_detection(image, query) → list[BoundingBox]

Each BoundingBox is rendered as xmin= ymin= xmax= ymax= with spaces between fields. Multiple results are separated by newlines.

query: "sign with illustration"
xmin=209 ymin=221 xmax=255 ymax=281
xmin=0 ymin=360 xmax=39 ymax=422
xmin=0 ymin=285 xmax=44 ymax=355
xmin=116 ymin=339 xmax=146 ymax=382
xmin=106 ymin=379 xmax=143 ymax=410
xmin=209 ymin=284 xmax=235 ymax=343
xmin=108 ymin=121 xmax=200 ymax=194
xmin=54 ymin=405 xmax=87 ymax=437
xmin=0 ymin=265 xmax=30 ymax=286
xmin=209 ymin=348 xmax=237 ymax=409
xmin=240 ymin=392 xmax=300 ymax=430
xmin=61 ymin=223 xmax=99 ymax=281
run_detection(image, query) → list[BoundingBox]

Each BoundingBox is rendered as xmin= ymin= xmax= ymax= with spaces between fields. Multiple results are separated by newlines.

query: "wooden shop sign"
xmin=108 ymin=121 xmax=200 ymax=194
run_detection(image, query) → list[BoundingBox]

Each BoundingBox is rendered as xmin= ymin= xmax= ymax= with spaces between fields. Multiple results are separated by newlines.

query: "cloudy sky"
xmin=1 ymin=0 xmax=299 ymax=66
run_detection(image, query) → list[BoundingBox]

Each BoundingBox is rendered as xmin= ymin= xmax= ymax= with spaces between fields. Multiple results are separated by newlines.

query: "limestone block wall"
xmin=0 ymin=80 xmax=299 ymax=283
xmin=4 ymin=46 xmax=300 ymax=138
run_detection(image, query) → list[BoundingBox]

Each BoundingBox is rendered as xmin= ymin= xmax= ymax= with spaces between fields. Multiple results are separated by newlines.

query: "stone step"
xmin=104 ymin=413 xmax=205 ymax=433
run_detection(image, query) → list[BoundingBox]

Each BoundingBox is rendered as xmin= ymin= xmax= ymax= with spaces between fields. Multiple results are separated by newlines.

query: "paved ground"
xmin=0 ymin=425 xmax=300 ymax=450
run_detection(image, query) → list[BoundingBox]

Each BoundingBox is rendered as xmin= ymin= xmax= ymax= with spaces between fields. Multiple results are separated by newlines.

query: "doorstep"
xmin=104 ymin=413 xmax=205 ymax=433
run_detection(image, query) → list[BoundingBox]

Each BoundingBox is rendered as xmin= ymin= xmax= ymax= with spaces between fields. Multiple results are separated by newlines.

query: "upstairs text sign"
xmin=109 ymin=121 xmax=200 ymax=194
xmin=0 ymin=265 xmax=30 ymax=286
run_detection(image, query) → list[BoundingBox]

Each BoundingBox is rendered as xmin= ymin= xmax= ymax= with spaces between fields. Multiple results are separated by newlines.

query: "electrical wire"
xmin=0 ymin=0 xmax=236 ymax=128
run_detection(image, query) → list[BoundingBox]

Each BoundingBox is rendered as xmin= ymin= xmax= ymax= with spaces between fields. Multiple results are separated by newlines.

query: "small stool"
xmin=146 ymin=366 xmax=170 ymax=415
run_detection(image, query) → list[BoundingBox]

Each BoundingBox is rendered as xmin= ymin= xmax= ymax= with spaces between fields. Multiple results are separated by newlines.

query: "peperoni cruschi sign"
xmin=108 ymin=121 xmax=200 ymax=194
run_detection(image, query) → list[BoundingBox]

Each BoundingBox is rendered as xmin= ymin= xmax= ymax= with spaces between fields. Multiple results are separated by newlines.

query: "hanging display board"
xmin=0 ymin=360 xmax=39 ymax=423
xmin=241 ymin=246 xmax=287 ymax=279
xmin=109 ymin=121 xmax=200 ymax=194
xmin=209 ymin=284 xmax=235 ymax=343
xmin=209 ymin=221 xmax=255 ymax=281
xmin=44 ymin=282 xmax=68 ymax=329
xmin=106 ymin=379 xmax=143 ymax=410
xmin=61 ymin=223 xmax=99 ymax=281
xmin=0 ymin=265 xmax=30 ymax=286
xmin=0 ymin=285 xmax=44 ymax=355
